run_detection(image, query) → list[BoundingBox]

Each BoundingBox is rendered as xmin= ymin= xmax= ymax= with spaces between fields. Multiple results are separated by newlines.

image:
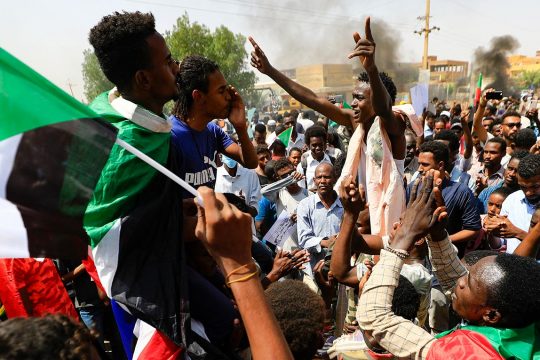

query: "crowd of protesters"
xmin=0 ymin=10 xmax=540 ymax=360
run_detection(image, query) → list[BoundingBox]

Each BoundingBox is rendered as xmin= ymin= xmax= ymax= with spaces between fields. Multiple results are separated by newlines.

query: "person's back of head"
xmin=514 ymin=128 xmax=536 ymax=151
xmin=173 ymin=55 xmax=220 ymax=119
xmin=265 ymin=280 xmax=325 ymax=360
xmin=393 ymin=275 xmax=421 ymax=321
xmin=89 ymin=11 xmax=157 ymax=92
xmin=254 ymin=123 xmax=267 ymax=134
xmin=434 ymin=129 xmax=460 ymax=154
xmin=0 ymin=314 xmax=97 ymax=360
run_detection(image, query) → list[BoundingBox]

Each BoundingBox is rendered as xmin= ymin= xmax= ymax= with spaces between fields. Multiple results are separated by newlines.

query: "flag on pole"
xmin=341 ymin=101 xmax=353 ymax=109
xmin=0 ymin=48 xmax=117 ymax=259
xmin=277 ymin=126 xmax=292 ymax=146
xmin=474 ymin=73 xmax=483 ymax=107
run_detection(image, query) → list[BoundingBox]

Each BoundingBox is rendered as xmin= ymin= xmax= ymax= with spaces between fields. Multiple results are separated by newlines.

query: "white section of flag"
xmin=92 ymin=218 xmax=121 ymax=298
xmin=0 ymin=135 xmax=29 ymax=258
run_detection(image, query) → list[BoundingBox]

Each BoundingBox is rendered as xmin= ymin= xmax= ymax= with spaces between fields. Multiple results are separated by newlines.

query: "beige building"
xmin=255 ymin=63 xmax=356 ymax=111
xmin=508 ymin=51 xmax=540 ymax=77
xmin=426 ymin=56 xmax=468 ymax=83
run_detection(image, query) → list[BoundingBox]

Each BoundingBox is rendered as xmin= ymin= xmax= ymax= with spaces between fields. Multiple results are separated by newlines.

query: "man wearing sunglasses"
xmin=500 ymin=111 xmax=522 ymax=168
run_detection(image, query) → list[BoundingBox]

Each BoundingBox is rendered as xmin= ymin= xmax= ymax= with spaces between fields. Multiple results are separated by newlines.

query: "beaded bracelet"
xmin=384 ymin=245 xmax=409 ymax=259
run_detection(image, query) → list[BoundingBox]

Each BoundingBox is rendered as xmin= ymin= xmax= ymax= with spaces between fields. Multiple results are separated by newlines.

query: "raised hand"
xmin=196 ymin=187 xmax=253 ymax=271
xmin=348 ymin=17 xmax=376 ymax=72
xmin=249 ymin=36 xmax=273 ymax=75
xmin=392 ymin=170 xmax=447 ymax=251
xmin=227 ymin=86 xmax=247 ymax=131
xmin=339 ymin=175 xmax=366 ymax=216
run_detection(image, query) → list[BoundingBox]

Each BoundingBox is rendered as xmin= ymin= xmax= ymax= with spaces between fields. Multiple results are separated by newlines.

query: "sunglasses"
xmin=503 ymin=122 xmax=521 ymax=128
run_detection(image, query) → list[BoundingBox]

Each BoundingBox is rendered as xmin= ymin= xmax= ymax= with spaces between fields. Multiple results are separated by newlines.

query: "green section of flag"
xmin=0 ymin=48 xmax=98 ymax=141
xmin=477 ymin=73 xmax=483 ymax=88
xmin=277 ymin=126 xmax=292 ymax=146
xmin=84 ymin=92 xmax=170 ymax=247
xmin=342 ymin=101 xmax=352 ymax=109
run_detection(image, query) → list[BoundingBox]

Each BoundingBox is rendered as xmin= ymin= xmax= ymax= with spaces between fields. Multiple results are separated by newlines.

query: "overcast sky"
xmin=2 ymin=0 xmax=538 ymax=101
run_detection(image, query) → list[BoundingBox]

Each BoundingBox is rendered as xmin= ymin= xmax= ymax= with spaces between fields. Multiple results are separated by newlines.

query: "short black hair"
xmin=358 ymin=72 xmax=397 ymax=104
xmin=462 ymin=250 xmax=499 ymax=267
xmin=419 ymin=140 xmax=450 ymax=166
xmin=275 ymin=124 xmax=286 ymax=136
xmin=266 ymin=280 xmax=325 ymax=360
xmin=274 ymin=158 xmax=294 ymax=174
xmin=89 ymin=11 xmax=156 ymax=91
xmin=0 ymin=314 xmax=96 ymax=359
xmin=486 ymin=254 xmax=540 ymax=328
xmin=486 ymin=104 xmax=497 ymax=114
xmin=501 ymin=110 xmax=521 ymax=123
xmin=264 ymin=160 xmax=276 ymax=179
xmin=510 ymin=149 xmax=530 ymax=162
xmin=434 ymin=117 xmax=446 ymax=125
xmin=304 ymin=125 xmax=327 ymax=146
xmin=488 ymin=118 xmax=502 ymax=133
xmin=491 ymin=186 xmax=515 ymax=200
xmin=517 ymin=154 xmax=540 ymax=179
xmin=485 ymin=137 xmax=507 ymax=154
xmin=173 ymin=55 xmax=220 ymax=120
xmin=288 ymin=147 xmax=302 ymax=155
xmin=434 ymin=129 xmax=460 ymax=153
xmin=425 ymin=111 xmax=436 ymax=119
xmin=256 ymin=144 xmax=270 ymax=155
xmin=333 ymin=152 xmax=347 ymax=178
xmin=254 ymin=123 xmax=267 ymax=134
xmin=515 ymin=128 xmax=536 ymax=150
xmin=393 ymin=276 xmax=421 ymax=321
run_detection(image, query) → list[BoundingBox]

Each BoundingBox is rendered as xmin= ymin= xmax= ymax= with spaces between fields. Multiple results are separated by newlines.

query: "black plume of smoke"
xmin=474 ymin=35 xmax=519 ymax=93
xmin=245 ymin=1 xmax=403 ymax=77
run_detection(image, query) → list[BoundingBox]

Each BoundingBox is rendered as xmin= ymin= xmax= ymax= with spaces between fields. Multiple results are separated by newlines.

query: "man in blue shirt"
xmin=170 ymin=55 xmax=257 ymax=197
xmin=410 ymin=141 xmax=481 ymax=257
xmin=297 ymin=163 xmax=343 ymax=272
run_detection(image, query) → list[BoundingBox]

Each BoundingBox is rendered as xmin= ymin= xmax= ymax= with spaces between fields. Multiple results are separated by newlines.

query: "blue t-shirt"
xmin=255 ymin=197 xmax=277 ymax=239
xmin=170 ymin=116 xmax=234 ymax=197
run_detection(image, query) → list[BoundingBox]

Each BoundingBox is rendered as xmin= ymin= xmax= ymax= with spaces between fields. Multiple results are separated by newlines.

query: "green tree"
xmin=165 ymin=13 xmax=256 ymax=105
xmin=518 ymin=70 xmax=540 ymax=89
xmin=81 ymin=49 xmax=113 ymax=103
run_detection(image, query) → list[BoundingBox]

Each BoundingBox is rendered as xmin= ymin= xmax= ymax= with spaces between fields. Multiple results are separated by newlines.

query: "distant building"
xmin=426 ymin=56 xmax=469 ymax=83
xmin=508 ymin=51 xmax=540 ymax=77
xmin=255 ymin=63 xmax=355 ymax=113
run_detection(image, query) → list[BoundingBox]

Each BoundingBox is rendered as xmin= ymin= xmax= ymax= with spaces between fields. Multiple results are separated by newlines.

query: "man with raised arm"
xmin=250 ymin=18 xmax=407 ymax=236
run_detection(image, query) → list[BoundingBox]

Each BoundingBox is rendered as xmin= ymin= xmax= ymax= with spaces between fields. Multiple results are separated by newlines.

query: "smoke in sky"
xmin=473 ymin=35 xmax=520 ymax=93
xmin=245 ymin=0 xmax=403 ymax=75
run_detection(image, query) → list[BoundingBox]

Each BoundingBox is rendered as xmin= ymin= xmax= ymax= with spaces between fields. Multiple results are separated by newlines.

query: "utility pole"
xmin=67 ymin=80 xmax=76 ymax=97
xmin=414 ymin=0 xmax=440 ymax=70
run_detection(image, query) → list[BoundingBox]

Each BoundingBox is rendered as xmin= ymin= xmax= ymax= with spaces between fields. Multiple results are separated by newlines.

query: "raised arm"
xmin=347 ymin=17 xmax=405 ymax=156
xmin=330 ymin=176 xmax=365 ymax=287
xmin=461 ymin=116 xmax=473 ymax=160
xmin=514 ymin=220 xmax=540 ymax=258
xmin=472 ymin=89 xmax=494 ymax=144
xmin=196 ymin=187 xmax=293 ymax=360
xmin=249 ymin=37 xmax=354 ymax=127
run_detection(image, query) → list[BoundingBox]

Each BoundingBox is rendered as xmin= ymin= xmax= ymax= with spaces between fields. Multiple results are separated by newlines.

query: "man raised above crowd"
xmin=170 ymin=55 xmax=257 ymax=197
xmin=250 ymin=17 xmax=407 ymax=236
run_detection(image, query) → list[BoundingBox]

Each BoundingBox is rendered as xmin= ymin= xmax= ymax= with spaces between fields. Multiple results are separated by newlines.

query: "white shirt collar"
xmin=108 ymin=88 xmax=172 ymax=133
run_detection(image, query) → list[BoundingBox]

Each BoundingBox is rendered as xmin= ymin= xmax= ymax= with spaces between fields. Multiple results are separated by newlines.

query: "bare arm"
xmin=514 ymin=221 xmax=540 ymax=258
xmin=196 ymin=188 xmax=293 ymax=360
xmin=461 ymin=116 xmax=473 ymax=160
xmin=449 ymin=229 xmax=479 ymax=244
xmin=348 ymin=17 xmax=405 ymax=158
xmin=330 ymin=211 xmax=361 ymax=287
xmin=249 ymin=37 xmax=354 ymax=127
xmin=473 ymin=89 xmax=495 ymax=144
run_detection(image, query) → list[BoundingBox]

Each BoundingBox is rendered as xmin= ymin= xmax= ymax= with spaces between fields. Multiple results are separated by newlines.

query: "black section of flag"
xmin=112 ymin=147 xmax=190 ymax=346
xmin=5 ymin=119 xmax=117 ymax=259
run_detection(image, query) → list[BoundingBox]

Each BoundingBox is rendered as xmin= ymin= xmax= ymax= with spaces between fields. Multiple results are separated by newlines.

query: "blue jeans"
xmin=79 ymin=305 xmax=105 ymax=343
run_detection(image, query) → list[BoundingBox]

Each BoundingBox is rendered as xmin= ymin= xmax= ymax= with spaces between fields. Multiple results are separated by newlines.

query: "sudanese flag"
xmin=0 ymin=48 xmax=117 ymax=260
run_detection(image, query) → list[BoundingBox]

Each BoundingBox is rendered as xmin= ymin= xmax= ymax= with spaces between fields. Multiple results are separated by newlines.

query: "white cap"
xmin=267 ymin=120 xmax=276 ymax=126
xmin=440 ymin=110 xmax=451 ymax=118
